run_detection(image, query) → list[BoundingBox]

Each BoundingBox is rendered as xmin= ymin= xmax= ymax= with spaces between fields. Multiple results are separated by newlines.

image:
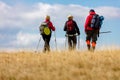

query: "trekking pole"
xmin=54 ymin=31 xmax=57 ymax=50
xmin=100 ymin=31 xmax=111 ymax=34
xmin=35 ymin=36 xmax=41 ymax=53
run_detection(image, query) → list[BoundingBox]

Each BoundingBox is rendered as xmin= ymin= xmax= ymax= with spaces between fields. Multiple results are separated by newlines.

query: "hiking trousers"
xmin=68 ymin=36 xmax=77 ymax=50
xmin=86 ymin=30 xmax=98 ymax=43
xmin=42 ymin=34 xmax=51 ymax=52
xmin=85 ymin=30 xmax=99 ymax=50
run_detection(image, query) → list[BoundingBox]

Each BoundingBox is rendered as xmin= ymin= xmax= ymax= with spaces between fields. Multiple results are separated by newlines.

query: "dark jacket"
xmin=64 ymin=20 xmax=80 ymax=35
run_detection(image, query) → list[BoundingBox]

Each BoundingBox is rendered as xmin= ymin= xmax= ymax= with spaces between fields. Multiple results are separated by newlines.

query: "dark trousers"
xmin=86 ymin=30 xmax=98 ymax=43
xmin=86 ymin=30 xmax=99 ymax=50
xmin=68 ymin=36 xmax=77 ymax=50
xmin=42 ymin=34 xmax=51 ymax=52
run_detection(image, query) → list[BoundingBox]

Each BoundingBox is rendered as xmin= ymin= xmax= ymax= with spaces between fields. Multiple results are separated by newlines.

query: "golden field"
xmin=0 ymin=50 xmax=120 ymax=80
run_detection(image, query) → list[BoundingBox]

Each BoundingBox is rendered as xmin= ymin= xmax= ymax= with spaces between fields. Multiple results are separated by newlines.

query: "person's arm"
xmin=49 ymin=22 xmax=55 ymax=31
xmin=74 ymin=21 xmax=80 ymax=35
xmin=84 ymin=16 xmax=90 ymax=32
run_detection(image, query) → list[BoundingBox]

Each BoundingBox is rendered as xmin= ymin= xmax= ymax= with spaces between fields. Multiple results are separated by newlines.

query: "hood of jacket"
xmin=89 ymin=11 xmax=96 ymax=15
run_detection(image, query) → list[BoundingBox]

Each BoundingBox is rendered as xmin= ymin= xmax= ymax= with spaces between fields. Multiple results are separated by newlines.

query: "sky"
xmin=0 ymin=0 xmax=120 ymax=50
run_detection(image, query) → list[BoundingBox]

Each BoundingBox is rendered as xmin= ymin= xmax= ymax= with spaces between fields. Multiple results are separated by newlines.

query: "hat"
xmin=89 ymin=9 xmax=95 ymax=12
xmin=46 ymin=15 xmax=50 ymax=20
xmin=68 ymin=15 xmax=73 ymax=19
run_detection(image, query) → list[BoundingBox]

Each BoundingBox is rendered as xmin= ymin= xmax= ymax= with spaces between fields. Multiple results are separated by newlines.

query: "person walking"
xmin=84 ymin=9 xmax=100 ymax=51
xmin=64 ymin=15 xmax=80 ymax=50
xmin=40 ymin=15 xmax=55 ymax=52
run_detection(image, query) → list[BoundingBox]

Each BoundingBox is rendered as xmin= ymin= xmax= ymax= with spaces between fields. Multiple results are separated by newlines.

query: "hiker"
xmin=84 ymin=9 xmax=101 ymax=51
xmin=40 ymin=15 xmax=55 ymax=52
xmin=64 ymin=15 xmax=80 ymax=50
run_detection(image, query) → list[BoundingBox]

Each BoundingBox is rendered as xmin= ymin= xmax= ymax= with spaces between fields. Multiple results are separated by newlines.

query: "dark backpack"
xmin=39 ymin=22 xmax=51 ymax=35
xmin=91 ymin=14 xmax=101 ymax=29
xmin=66 ymin=20 xmax=74 ymax=32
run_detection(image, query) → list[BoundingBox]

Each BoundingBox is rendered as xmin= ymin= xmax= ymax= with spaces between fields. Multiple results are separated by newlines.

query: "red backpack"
xmin=66 ymin=20 xmax=74 ymax=31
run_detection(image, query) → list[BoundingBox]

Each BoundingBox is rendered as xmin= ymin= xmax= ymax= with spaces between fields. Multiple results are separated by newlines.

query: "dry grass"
xmin=0 ymin=50 xmax=120 ymax=80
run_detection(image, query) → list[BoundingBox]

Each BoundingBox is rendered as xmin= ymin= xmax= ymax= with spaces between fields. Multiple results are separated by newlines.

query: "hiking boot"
xmin=87 ymin=45 xmax=91 ymax=51
xmin=43 ymin=47 xmax=47 ymax=53
xmin=91 ymin=42 xmax=96 ymax=52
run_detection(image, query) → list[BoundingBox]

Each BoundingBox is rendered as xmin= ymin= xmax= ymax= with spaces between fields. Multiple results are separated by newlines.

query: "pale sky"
xmin=0 ymin=0 xmax=120 ymax=50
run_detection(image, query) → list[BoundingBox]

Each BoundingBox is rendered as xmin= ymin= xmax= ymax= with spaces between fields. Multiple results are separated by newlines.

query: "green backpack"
xmin=39 ymin=22 xmax=51 ymax=35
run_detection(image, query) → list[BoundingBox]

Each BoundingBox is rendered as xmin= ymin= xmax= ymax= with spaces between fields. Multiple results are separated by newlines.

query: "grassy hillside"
xmin=0 ymin=50 xmax=120 ymax=80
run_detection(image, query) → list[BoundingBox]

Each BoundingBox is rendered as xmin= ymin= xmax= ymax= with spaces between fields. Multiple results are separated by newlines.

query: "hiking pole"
xmin=35 ymin=36 xmax=41 ymax=53
xmin=54 ymin=31 xmax=57 ymax=50
xmin=100 ymin=31 xmax=112 ymax=34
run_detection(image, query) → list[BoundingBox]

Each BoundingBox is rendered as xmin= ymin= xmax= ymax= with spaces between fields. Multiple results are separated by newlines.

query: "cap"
xmin=89 ymin=9 xmax=95 ymax=12
xmin=68 ymin=15 xmax=73 ymax=19
xmin=46 ymin=15 xmax=50 ymax=20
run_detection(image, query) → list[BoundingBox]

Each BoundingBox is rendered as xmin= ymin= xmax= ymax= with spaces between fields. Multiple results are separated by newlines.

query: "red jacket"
xmin=84 ymin=11 xmax=96 ymax=31
xmin=45 ymin=20 xmax=55 ymax=31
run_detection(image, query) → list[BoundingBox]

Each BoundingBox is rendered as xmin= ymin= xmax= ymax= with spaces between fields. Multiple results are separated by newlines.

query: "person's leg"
xmin=46 ymin=35 xmax=51 ymax=51
xmin=72 ymin=36 xmax=77 ymax=50
xmin=68 ymin=37 xmax=72 ymax=50
xmin=42 ymin=35 xmax=47 ymax=52
xmin=92 ymin=30 xmax=98 ymax=51
xmin=86 ymin=40 xmax=91 ymax=50
xmin=86 ymin=31 xmax=92 ymax=50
